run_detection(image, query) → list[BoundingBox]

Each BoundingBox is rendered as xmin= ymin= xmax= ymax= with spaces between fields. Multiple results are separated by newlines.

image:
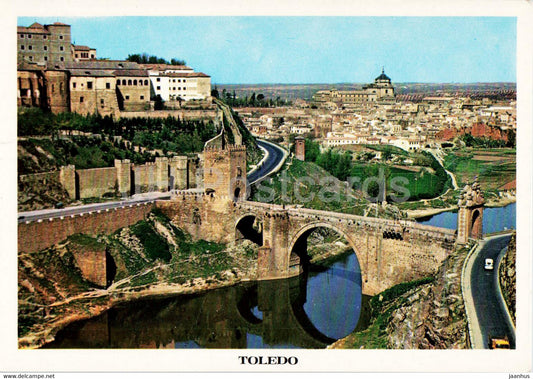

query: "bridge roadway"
xmin=18 ymin=139 xmax=287 ymax=224
xmin=237 ymin=200 xmax=457 ymax=237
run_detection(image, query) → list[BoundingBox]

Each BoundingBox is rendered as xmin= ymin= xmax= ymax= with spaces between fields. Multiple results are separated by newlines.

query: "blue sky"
xmin=18 ymin=16 xmax=516 ymax=84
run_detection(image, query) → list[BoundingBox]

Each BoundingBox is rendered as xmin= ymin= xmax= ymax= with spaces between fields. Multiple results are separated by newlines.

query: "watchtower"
xmin=456 ymin=178 xmax=485 ymax=244
xmin=203 ymin=145 xmax=247 ymax=201
xmin=294 ymin=137 xmax=305 ymax=161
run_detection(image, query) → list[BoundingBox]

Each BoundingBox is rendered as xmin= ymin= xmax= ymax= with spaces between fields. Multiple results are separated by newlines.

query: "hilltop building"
xmin=17 ymin=21 xmax=212 ymax=116
xmin=313 ymin=68 xmax=395 ymax=107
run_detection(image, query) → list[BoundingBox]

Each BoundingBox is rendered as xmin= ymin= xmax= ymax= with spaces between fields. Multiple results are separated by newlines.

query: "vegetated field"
xmin=444 ymin=148 xmax=516 ymax=191
xmin=250 ymin=158 xmax=368 ymax=215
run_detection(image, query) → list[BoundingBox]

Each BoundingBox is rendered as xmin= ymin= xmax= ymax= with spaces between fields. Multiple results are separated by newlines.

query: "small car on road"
xmin=490 ymin=337 xmax=510 ymax=349
xmin=484 ymin=258 xmax=494 ymax=271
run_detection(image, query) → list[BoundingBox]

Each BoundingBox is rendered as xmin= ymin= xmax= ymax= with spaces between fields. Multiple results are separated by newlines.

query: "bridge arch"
xmin=287 ymin=221 xmax=365 ymax=293
xmin=235 ymin=213 xmax=263 ymax=246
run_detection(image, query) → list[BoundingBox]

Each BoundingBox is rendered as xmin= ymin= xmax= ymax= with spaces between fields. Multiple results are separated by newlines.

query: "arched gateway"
xmin=456 ymin=178 xmax=485 ymax=244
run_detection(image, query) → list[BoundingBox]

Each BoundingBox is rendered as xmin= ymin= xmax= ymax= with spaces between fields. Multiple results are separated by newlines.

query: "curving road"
xmin=467 ymin=234 xmax=515 ymax=348
xmin=247 ymin=139 xmax=288 ymax=185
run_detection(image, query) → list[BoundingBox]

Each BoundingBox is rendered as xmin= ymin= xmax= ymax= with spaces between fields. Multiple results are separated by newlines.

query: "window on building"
xmin=87 ymin=81 xmax=93 ymax=89
xmin=29 ymin=56 xmax=33 ymax=61
xmin=106 ymin=82 xmax=111 ymax=89
xmin=125 ymin=95 xmax=130 ymax=100
xmin=156 ymin=78 xmax=160 ymax=82
xmin=60 ymin=57 xmax=64 ymax=62
xmin=178 ymin=79 xmax=181 ymax=83
xmin=91 ymin=54 xmax=95 ymax=58
xmin=140 ymin=95 xmax=144 ymax=100
xmin=144 ymin=80 xmax=148 ymax=85
xmin=122 ymin=79 xmax=126 ymax=85
xmin=183 ymin=87 xmax=186 ymax=90
xmin=44 ymin=56 xmax=47 ymax=61
xmin=183 ymin=79 xmax=186 ymax=83
xmin=19 ymin=34 xmax=23 ymax=38
xmin=60 ymin=46 xmax=64 ymax=51
xmin=44 ymin=46 xmax=47 ymax=51
xmin=28 ymin=34 xmax=32 ymax=39
xmin=80 ymin=96 xmax=84 ymax=103
xmin=52 ymin=84 xmax=55 ymax=93
xmin=73 ymin=82 xmax=76 ymax=89
xmin=100 ymin=99 xmax=104 ymax=105
xmin=156 ymin=86 xmax=160 ymax=90
xmin=178 ymin=87 xmax=181 ymax=90
xmin=43 ymin=35 xmax=47 ymax=40
xmin=128 ymin=79 xmax=132 ymax=85
xmin=28 ymin=45 xmax=32 ymax=50
xmin=133 ymin=80 xmax=137 ymax=85
xmin=20 ymin=45 xmax=24 ymax=50
xmin=59 ymin=35 xmax=63 ymax=40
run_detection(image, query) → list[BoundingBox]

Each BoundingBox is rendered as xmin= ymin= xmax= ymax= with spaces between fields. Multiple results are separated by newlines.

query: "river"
xmin=43 ymin=252 xmax=369 ymax=349
xmin=417 ymin=202 xmax=516 ymax=233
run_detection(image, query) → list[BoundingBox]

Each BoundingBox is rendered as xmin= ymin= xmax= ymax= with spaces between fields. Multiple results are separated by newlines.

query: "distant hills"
xmin=215 ymin=82 xmax=516 ymax=102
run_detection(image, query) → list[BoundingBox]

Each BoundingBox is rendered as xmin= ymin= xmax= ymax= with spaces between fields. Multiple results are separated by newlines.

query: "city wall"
xmin=77 ymin=167 xmax=117 ymax=199
xmin=18 ymin=202 xmax=155 ymax=253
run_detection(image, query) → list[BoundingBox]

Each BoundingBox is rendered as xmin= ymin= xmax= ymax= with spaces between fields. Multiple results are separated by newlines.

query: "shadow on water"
xmin=43 ymin=252 xmax=368 ymax=349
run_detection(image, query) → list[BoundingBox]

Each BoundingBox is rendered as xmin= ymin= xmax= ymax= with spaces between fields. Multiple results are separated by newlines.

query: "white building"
xmin=142 ymin=64 xmax=211 ymax=101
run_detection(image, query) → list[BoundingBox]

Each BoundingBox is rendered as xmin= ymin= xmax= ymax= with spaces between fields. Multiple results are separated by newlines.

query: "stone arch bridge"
xmin=157 ymin=193 xmax=457 ymax=295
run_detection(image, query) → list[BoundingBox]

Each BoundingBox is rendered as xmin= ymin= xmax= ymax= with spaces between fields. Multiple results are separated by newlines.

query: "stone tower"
xmin=203 ymin=145 xmax=247 ymax=201
xmin=456 ymin=178 xmax=485 ymax=245
xmin=294 ymin=137 xmax=305 ymax=161
xmin=114 ymin=159 xmax=131 ymax=196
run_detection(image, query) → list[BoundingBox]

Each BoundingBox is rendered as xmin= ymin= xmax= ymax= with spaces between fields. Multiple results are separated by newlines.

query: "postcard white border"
xmin=1 ymin=0 xmax=532 ymax=374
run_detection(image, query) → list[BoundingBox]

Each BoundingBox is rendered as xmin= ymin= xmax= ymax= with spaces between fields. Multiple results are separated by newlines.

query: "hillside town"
xmin=237 ymin=69 xmax=516 ymax=151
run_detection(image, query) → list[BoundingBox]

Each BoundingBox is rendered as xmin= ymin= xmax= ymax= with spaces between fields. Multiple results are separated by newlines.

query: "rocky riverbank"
xmin=18 ymin=209 xmax=260 ymax=349
xmin=499 ymin=232 xmax=516 ymax=325
xmin=329 ymin=243 xmax=472 ymax=349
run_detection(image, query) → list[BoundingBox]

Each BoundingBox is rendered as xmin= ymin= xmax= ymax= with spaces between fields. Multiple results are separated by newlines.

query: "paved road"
xmin=18 ymin=193 xmax=172 ymax=223
xmin=247 ymin=139 xmax=287 ymax=185
xmin=469 ymin=234 xmax=515 ymax=348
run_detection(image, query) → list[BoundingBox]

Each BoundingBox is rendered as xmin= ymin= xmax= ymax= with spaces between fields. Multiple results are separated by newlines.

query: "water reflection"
xmin=43 ymin=253 xmax=368 ymax=349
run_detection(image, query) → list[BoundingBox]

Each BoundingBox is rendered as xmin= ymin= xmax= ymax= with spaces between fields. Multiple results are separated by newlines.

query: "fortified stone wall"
xmin=17 ymin=70 xmax=45 ymax=108
xmin=18 ymin=202 xmax=154 ymax=253
xmin=77 ymin=167 xmax=117 ymax=199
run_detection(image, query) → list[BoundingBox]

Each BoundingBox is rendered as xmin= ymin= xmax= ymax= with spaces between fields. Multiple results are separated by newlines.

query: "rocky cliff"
xmin=499 ymin=232 xmax=516 ymax=325
xmin=330 ymin=244 xmax=471 ymax=349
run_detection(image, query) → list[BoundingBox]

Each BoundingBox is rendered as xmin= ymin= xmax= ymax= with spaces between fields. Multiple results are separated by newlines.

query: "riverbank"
xmin=329 ymin=242 xmax=473 ymax=349
xmin=19 ymin=269 xmax=251 ymax=349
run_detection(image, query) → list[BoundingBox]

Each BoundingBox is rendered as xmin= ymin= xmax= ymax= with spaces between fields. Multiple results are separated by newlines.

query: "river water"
xmin=43 ymin=252 xmax=369 ymax=349
xmin=417 ymin=202 xmax=516 ymax=233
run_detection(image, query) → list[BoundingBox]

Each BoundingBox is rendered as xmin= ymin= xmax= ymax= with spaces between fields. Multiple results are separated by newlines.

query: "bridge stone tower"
xmin=456 ymin=178 xmax=485 ymax=245
xmin=203 ymin=145 xmax=247 ymax=201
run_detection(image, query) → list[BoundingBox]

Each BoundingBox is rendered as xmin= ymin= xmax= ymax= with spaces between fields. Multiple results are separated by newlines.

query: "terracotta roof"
xmin=165 ymin=72 xmax=210 ymax=78
xmin=69 ymin=69 xmax=115 ymax=77
xmin=65 ymin=60 xmax=140 ymax=70
xmin=17 ymin=25 xmax=51 ymax=34
xmin=51 ymin=22 xmax=70 ymax=26
xmin=113 ymin=69 xmax=149 ymax=77
xmin=140 ymin=63 xmax=192 ymax=71
xmin=72 ymin=45 xmax=93 ymax=51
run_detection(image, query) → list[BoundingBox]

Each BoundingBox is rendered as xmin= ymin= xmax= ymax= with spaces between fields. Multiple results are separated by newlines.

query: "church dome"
xmin=375 ymin=68 xmax=391 ymax=82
